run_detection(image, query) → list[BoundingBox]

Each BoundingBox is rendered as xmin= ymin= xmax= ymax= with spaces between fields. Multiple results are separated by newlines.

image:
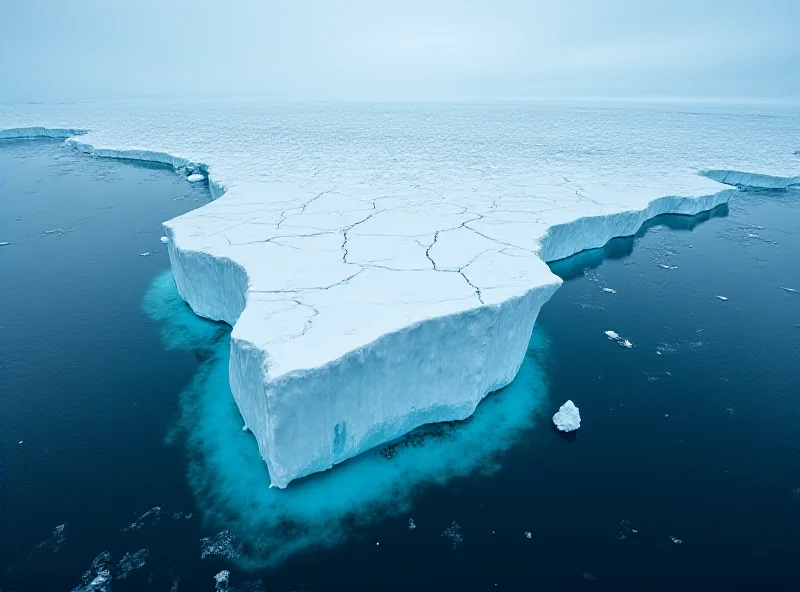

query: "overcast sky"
xmin=2 ymin=0 xmax=798 ymax=103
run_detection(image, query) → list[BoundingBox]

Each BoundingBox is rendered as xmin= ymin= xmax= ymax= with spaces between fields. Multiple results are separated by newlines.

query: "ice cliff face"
xmin=2 ymin=102 xmax=798 ymax=487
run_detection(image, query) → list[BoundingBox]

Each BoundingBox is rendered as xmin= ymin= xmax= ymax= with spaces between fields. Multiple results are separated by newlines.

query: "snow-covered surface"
xmin=553 ymin=400 xmax=581 ymax=432
xmin=2 ymin=101 xmax=798 ymax=487
xmin=187 ymin=173 xmax=205 ymax=183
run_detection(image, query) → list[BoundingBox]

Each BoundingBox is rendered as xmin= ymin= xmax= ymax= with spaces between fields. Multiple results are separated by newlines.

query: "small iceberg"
xmin=160 ymin=236 xmax=169 ymax=244
xmin=780 ymin=287 xmax=796 ymax=294
xmin=139 ymin=251 xmax=152 ymax=257
xmin=601 ymin=287 xmax=617 ymax=294
xmin=553 ymin=400 xmax=581 ymax=432
xmin=715 ymin=295 xmax=728 ymax=301
xmin=0 ymin=241 xmax=10 ymax=247
xmin=604 ymin=330 xmax=620 ymax=340
xmin=187 ymin=173 xmax=205 ymax=183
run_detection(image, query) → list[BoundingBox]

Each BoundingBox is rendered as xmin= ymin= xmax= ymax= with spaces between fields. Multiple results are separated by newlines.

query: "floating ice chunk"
xmin=442 ymin=522 xmax=463 ymax=548
xmin=659 ymin=263 xmax=678 ymax=270
xmin=160 ymin=236 xmax=169 ymax=244
xmin=747 ymin=233 xmax=759 ymax=238
xmin=670 ymin=536 xmax=683 ymax=544
xmin=715 ymin=295 xmax=728 ymax=301
xmin=604 ymin=330 xmax=620 ymax=340
xmin=601 ymin=287 xmax=616 ymax=294
xmin=524 ymin=531 xmax=532 ymax=539
xmin=408 ymin=519 xmax=416 ymax=530
xmin=241 ymin=424 xmax=249 ymax=432
xmin=140 ymin=251 xmax=151 ymax=257
xmin=552 ymin=400 xmax=581 ymax=432
xmin=18 ymin=440 xmax=23 ymax=444
xmin=620 ymin=339 xmax=633 ymax=348
xmin=187 ymin=173 xmax=205 ymax=183
xmin=0 ymin=241 xmax=10 ymax=246
xmin=214 ymin=570 xmax=230 ymax=591
xmin=781 ymin=287 xmax=796 ymax=294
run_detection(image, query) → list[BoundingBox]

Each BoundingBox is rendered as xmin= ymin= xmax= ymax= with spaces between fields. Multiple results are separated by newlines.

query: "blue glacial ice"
xmin=2 ymin=102 xmax=798 ymax=488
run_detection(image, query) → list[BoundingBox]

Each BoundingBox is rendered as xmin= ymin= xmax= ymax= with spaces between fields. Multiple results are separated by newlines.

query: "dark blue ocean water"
xmin=1 ymin=140 xmax=798 ymax=591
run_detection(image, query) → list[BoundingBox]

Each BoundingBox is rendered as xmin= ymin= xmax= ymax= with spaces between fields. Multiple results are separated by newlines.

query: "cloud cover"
xmin=2 ymin=0 xmax=798 ymax=102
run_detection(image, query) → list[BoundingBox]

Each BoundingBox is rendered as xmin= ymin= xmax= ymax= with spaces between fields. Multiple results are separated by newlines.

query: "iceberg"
xmin=2 ymin=102 xmax=797 ymax=488
xmin=187 ymin=173 xmax=205 ymax=183
xmin=552 ymin=400 xmax=581 ymax=432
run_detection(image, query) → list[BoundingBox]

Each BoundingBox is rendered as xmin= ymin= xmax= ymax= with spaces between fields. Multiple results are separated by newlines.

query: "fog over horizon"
xmin=2 ymin=0 xmax=799 ymax=104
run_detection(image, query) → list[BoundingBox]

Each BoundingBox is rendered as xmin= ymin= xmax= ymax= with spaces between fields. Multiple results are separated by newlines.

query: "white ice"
xmin=187 ymin=173 xmax=205 ymax=183
xmin=553 ymin=400 xmax=581 ymax=432
xmin=2 ymin=102 xmax=797 ymax=488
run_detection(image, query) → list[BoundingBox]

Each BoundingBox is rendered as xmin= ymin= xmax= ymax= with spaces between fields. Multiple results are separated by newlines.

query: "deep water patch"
xmin=143 ymin=270 xmax=551 ymax=569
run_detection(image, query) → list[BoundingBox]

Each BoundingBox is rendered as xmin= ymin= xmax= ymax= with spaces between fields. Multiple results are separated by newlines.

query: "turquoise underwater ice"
xmin=144 ymin=270 xmax=551 ymax=569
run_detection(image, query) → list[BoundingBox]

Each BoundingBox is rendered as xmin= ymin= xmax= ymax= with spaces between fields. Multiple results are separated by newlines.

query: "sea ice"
xmin=601 ymin=287 xmax=617 ymax=294
xmin=715 ymin=295 xmax=728 ymax=301
xmin=604 ymin=330 xmax=620 ymax=340
xmin=552 ymin=400 xmax=581 ymax=432
xmin=160 ymin=236 xmax=169 ymax=244
xmin=3 ymin=104 xmax=797 ymax=488
xmin=187 ymin=173 xmax=205 ymax=183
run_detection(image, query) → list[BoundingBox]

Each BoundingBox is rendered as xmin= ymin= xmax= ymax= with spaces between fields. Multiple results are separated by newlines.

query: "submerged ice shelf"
xmin=3 ymin=102 xmax=798 ymax=488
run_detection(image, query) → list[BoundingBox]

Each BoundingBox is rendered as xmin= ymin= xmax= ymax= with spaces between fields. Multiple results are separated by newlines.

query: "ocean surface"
xmin=1 ymin=132 xmax=799 ymax=590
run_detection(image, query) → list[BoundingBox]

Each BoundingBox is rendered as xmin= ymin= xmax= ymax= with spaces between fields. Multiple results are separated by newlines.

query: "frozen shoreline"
xmin=3 ymin=107 xmax=797 ymax=488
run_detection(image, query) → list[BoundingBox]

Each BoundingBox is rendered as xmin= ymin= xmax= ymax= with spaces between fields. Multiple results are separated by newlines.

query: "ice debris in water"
xmin=74 ymin=551 xmax=112 ymax=592
xmin=605 ymin=330 xmax=633 ymax=348
xmin=241 ymin=424 xmax=249 ymax=432
xmin=140 ymin=251 xmax=152 ymax=257
xmin=659 ymin=263 xmax=678 ymax=270
xmin=442 ymin=522 xmax=463 ymax=548
xmin=524 ymin=531 xmax=532 ymax=539
xmin=37 ymin=523 xmax=67 ymax=552
xmin=0 ymin=241 xmax=11 ymax=247
xmin=121 ymin=506 xmax=163 ymax=532
xmin=553 ymin=400 xmax=581 ymax=432
xmin=408 ymin=518 xmax=416 ymax=530
xmin=116 ymin=548 xmax=149 ymax=580
xmin=747 ymin=233 xmax=759 ymax=238
xmin=670 ymin=536 xmax=683 ymax=544
xmin=715 ymin=295 xmax=728 ymax=301
xmin=215 ymin=570 xmax=230 ymax=591
xmin=187 ymin=173 xmax=205 ymax=183
xmin=781 ymin=287 xmax=796 ymax=294
xmin=160 ymin=236 xmax=169 ymax=244
xmin=201 ymin=529 xmax=241 ymax=560
xmin=601 ymin=287 xmax=616 ymax=294
xmin=583 ymin=572 xmax=597 ymax=581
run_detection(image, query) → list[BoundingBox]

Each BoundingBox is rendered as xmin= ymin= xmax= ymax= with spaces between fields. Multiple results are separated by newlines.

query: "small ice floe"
xmin=241 ymin=425 xmax=249 ymax=432
xmin=780 ymin=287 xmax=796 ymax=294
xmin=214 ymin=570 xmax=230 ymax=591
xmin=747 ymin=233 xmax=759 ymax=238
xmin=605 ymin=330 xmax=633 ymax=348
xmin=0 ymin=241 xmax=11 ymax=247
xmin=408 ymin=518 xmax=416 ymax=530
xmin=187 ymin=173 xmax=205 ymax=183
xmin=715 ymin=295 xmax=728 ymax=301
xmin=601 ymin=287 xmax=617 ymax=294
xmin=160 ymin=236 xmax=168 ymax=244
xmin=18 ymin=440 xmax=23 ymax=444
xmin=665 ymin=414 xmax=669 ymax=418
xmin=139 ymin=251 xmax=151 ymax=257
xmin=659 ymin=263 xmax=678 ymax=270
xmin=524 ymin=531 xmax=532 ymax=539
xmin=583 ymin=572 xmax=597 ymax=581
xmin=553 ymin=400 xmax=581 ymax=432
xmin=670 ymin=536 xmax=683 ymax=544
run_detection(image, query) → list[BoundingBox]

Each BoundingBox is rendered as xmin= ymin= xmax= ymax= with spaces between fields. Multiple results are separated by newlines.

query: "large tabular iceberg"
xmin=2 ymin=102 xmax=797 ymax=487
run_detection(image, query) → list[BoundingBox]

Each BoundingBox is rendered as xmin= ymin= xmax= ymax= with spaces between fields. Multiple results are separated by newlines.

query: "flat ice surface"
xmin=3 ymin=101 xmax=798 ymax=487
